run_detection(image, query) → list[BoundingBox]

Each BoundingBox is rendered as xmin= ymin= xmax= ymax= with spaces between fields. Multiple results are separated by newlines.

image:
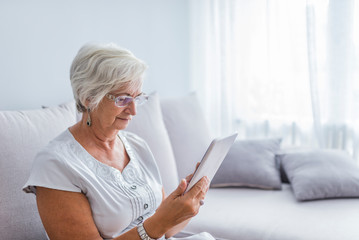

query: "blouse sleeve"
xmin=23 ymin=149 xmax=82 ymax=194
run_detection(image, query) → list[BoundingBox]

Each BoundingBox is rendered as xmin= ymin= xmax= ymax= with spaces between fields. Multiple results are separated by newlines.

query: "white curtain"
xmin=190 ymin=0 xmax=359 ymax=161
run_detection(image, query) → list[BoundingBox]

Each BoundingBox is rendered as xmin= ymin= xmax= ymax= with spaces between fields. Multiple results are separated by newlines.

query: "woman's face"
xmin=91 ymin=86 xmax=142 ymax=132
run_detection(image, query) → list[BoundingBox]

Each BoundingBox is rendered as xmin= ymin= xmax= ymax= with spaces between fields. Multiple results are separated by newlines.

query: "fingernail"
xmin=180 ymin=179 xmax=186 ymax=187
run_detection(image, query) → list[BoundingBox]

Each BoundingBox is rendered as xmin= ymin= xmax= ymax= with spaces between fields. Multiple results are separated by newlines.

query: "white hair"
xmin=70 ymin=42 xmax=148 ymax=112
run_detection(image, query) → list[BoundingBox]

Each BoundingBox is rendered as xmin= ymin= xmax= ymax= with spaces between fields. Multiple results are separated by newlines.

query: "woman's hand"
xmin=144 ymin=169 xmax=210 ymax=239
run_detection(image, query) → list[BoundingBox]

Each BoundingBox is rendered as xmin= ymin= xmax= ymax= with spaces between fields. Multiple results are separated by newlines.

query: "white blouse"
xmin=23 ymin=129 xmax=214 ymax=240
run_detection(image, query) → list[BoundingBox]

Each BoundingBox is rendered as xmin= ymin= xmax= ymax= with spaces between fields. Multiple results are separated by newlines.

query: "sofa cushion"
xmin=160 ymin=93 xmax=212 ymax=180
xmin=126 ymin=92 xmax=179 ymax=194
xmin=183 ymin=185 xmax=359 ymax=239
xmin=279 ymin=149 xmax=359 ymax=201
xmin=211 ymin=138 xmax=282 ymax=190
xmin=0 ymin=101 xmax=77 ymax=240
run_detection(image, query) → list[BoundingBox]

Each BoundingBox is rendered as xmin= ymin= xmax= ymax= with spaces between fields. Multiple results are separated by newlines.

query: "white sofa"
xmin=1 ymin=93 xmax=359 ymax=240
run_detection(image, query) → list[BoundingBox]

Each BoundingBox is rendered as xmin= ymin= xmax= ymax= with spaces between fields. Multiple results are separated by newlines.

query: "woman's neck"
xmin=69 ymin=118 xmax=120 ymax=152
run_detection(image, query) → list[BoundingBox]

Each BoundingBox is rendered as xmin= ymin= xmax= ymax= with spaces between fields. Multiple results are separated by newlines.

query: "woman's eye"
xmin=116 ymin=97 xmax=127 ymax=102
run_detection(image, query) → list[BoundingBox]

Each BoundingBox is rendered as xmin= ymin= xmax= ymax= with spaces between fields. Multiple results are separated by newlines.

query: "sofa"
xmin=1 ymin=92 xmax=359 ymax=240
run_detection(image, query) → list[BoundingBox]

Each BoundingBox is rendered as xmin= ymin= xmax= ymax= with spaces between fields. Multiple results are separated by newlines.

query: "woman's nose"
xmin=127 ymin=100 xmax=137 ymax=116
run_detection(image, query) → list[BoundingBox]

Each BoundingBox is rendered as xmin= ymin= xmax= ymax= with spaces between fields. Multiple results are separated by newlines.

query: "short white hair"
xmin=70 ymin=42 xmax=147 ymax=112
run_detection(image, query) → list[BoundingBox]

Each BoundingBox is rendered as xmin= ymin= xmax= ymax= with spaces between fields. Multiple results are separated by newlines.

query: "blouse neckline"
xmin=65 ymin=129 xmax=140 ymax=184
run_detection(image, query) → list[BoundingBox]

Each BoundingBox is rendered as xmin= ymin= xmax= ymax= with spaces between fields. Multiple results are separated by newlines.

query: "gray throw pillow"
xmin=211 ymin=138 xmax=282 ymax=190
xmin=279 ymin=149 xmax=359 ymax=201
xmin=276 ymin=147 xmax=315 ymax=183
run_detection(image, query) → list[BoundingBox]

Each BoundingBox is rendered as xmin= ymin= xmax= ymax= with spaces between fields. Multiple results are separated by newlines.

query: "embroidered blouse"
xmin=23 ymin=129 xmax=214 ymax=240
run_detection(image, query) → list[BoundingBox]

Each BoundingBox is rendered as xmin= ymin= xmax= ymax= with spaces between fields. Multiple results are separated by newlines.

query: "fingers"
xmin=185 ymin=174 xmax=193 ymax=184
xmin=171 ymin=179 xmax=187 ymax=197
xmin=186 ymin=176 xmax=209 ymax=200
xmin=155 ymin=175 xmax=209 ymax=229
xmin=195 ymin=162 xmax=200 ymax=170
xmin=195 ymin=176 xmax=209 ymax=199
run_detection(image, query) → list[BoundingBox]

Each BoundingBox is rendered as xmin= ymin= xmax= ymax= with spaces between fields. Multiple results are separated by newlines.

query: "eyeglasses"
xmin=106 ymin=93 xmax=149 ymax=108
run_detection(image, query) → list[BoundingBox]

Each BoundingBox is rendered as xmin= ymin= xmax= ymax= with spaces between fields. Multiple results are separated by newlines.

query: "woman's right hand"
xmin=143 ymin=176 xmax=210 ymax=238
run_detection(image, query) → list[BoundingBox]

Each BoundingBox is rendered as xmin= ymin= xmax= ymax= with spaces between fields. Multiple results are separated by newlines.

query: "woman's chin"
xmin=115 ymin=118 xmax=130 ymax=130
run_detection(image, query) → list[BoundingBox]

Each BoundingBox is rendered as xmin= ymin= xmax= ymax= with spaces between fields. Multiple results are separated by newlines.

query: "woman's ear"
xmin=84 ymin=99 xmax=91 ymax=109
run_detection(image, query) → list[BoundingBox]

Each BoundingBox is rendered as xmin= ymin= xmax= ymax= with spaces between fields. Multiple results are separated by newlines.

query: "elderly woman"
xmin=23 ymin=43 xmax=214 ymax=240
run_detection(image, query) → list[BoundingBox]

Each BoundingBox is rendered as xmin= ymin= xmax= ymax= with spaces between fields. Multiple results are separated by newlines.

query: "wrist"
xmin=142 ymin=215 xmax=168 ymax=239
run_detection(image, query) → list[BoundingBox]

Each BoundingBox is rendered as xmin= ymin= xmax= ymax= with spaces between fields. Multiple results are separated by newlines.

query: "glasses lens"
xmin=115 ymin=96 xmax=133 ymax=107
xmin=135 ymin=95 xmax=149 ymax=106
xmin=114 ymin=94 xmax=148 ymax=107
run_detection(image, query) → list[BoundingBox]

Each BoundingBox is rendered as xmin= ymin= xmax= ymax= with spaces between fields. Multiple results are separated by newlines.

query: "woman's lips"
xmin=117 ymin=117 xmax=131 ymax=121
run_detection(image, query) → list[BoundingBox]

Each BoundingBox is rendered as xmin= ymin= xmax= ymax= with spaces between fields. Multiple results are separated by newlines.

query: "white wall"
xmin=0 ymin=0 xmax=190 ymax=110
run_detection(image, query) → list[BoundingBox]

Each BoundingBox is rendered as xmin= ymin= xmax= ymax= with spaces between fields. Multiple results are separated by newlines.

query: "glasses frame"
xmin=105 ymin=93 xmax=149 ymax=108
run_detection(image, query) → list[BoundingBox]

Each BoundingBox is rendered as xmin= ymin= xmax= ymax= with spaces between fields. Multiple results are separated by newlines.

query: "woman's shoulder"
xmin=36 ymin=129 xmax=77 ymax=165
xmin=24 ymin=129 xmax=83 ymax=194
xmin=32 ymin=129 xmax=87 ymax=180
xmin=43 ymin=129 xmax=72 ymax=150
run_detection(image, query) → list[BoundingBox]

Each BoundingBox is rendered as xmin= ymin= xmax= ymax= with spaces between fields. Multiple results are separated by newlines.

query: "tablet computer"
xmin=184 ymin=132 xmax=238 ymax=193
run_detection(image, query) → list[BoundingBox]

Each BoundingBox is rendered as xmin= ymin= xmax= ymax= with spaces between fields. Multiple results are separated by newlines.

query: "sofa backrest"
xmin=160 ymin=93 xmax=212 ymax=180
xmin=0 ymin=102 xmax=77 ymax=240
